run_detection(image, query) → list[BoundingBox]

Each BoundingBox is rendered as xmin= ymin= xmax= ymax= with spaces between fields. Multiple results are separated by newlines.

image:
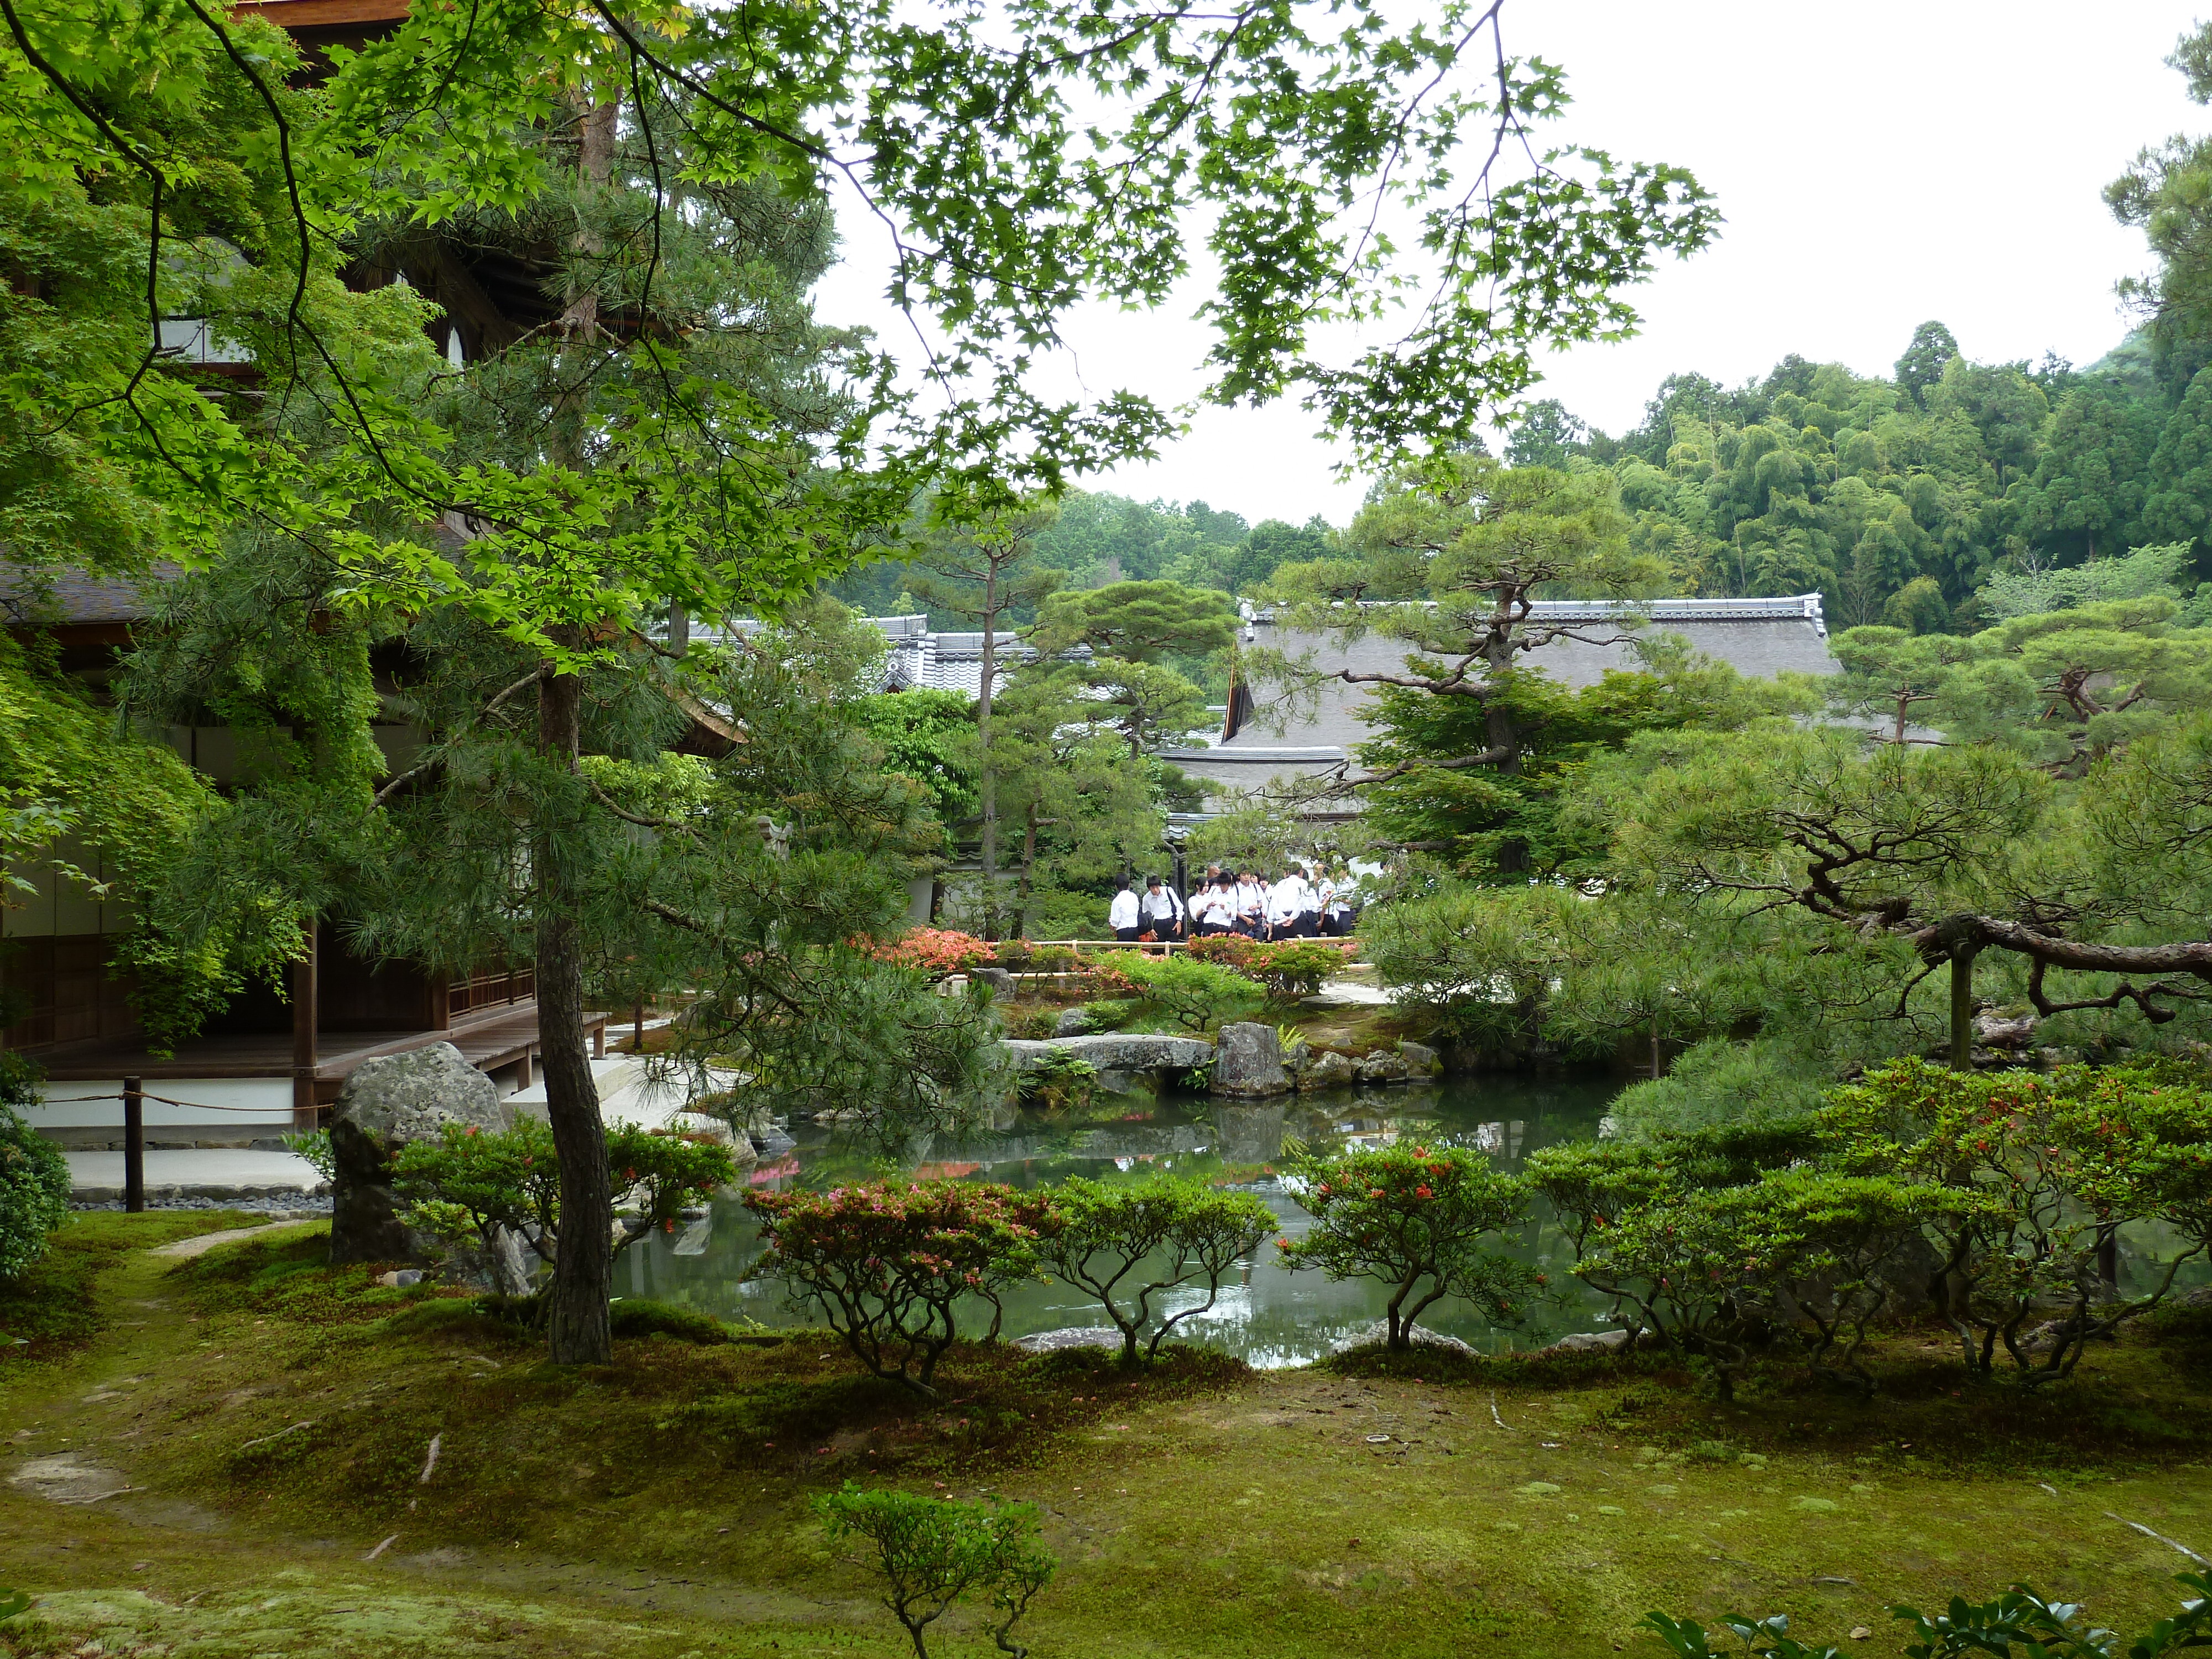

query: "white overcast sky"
xmin=815 ymin=2 xmax=2212 ymax=528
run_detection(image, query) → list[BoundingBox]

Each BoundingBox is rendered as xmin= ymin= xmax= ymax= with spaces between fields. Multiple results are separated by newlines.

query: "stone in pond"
xmin=1399 ymin=1040 xmax=1442 ymax=1077
xmin=1356 ymin=1048 xmax=1409 ymax=1084
xmin=1300 ymin=1048 xmax=1357 ymax=1090
xmin=1212 ymin=1022 xmax=1289 ymax=1096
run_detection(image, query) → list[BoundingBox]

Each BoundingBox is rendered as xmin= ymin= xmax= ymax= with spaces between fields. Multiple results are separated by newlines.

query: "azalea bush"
xmin=863 ymin=928 xmax=1000 ymax=974
xmin=744 ymin=1180 xmax=1058 ymax=1396
xmin=817 ymin=1483 xmax=1056 ymax=1659
xmin=1038 ymin=1176 xmax=1275 ymax=1363
xmin=1184 ymin=936 xmax=1359 ymax=999
xmin=1820 ymin=1058 xmax=2212 ymax=1383
xmin=0 ymin=1055 xmax=69 ymax=1280
xmin=394 ymin=1118 xmax=736 ymax=1281
xmin=1573 ymin=1170 xmax=1972 ymax=1400
xmin=1280 ymin=1144 xmax=1537 ymax=1348
xmin=1646 ymin=1571 xmax=2212 ymax=1658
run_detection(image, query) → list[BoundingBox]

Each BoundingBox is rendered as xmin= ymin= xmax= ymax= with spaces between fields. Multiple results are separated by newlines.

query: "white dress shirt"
xmin=1108 ymin=889 xmax=1141 ymax=930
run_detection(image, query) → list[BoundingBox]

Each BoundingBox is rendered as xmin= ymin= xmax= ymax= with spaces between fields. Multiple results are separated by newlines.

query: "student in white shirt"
xmin=1266 ymin=865 xmax=1309 ymax=940
xmin=1107 ymin=882 xmax=1141 ymax=941
xmin=1232 ymin=870 xmax=1266 ymax=937
xmin=1190 ymin=879 xmax=1232 ymax=936
xmin=1139 ymin=876 xmax=1184 ymax=941
xmin=1324 ymin=864 xmax=1360 ymax=935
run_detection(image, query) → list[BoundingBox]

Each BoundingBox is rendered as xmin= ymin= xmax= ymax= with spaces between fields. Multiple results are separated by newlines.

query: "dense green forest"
xmin=828 ymin=320 xmax=2212 ymax=640
xmin=825 ymin=493 xmax=1333 ymax=622
xmin=1506 ymin=324 xmax=2212 ymax=630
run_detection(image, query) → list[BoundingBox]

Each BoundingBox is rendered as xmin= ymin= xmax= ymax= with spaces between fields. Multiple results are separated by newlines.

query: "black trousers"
xmin=1114 ymin=926 xmax=1141 ymax=941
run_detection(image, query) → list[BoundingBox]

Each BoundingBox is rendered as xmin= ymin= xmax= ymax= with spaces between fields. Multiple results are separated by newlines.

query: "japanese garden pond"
xmin=618 ymin=1070 xmax=1632 ymax=1365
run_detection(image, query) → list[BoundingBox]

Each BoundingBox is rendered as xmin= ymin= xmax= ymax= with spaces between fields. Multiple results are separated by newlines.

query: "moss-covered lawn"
xmin=3 ymin=1216 xmax=2210 ymax=1658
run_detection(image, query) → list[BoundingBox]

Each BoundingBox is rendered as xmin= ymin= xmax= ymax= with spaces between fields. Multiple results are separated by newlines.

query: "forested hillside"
xmin=827 ymin=494 xmax=1334 ymax=622
xmin=1509 ymin=325 xmax=2212 ymax=632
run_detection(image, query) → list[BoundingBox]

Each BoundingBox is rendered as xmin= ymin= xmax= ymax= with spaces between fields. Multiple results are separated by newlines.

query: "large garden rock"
xmin=328 ymin=1042 xmax=508 ymax=1267
xmin=1212 ymin=1023 xmax=1290 ymax=1097
xmin=1300 ymin=1048 xmax=1358 ymax=1091
xmin=1052 ymin=1008 xmax=1092 ymax=1037
xmin=1331 ymin=1319 xmax=1475 ymax=1357
xmin=1004 ymin=1034 xmax=1213 ymax=1073
xmin=1399 ymin=1041 xmax=1442 ymax=1078
xmin=1357 ymin=1048 xmax=1410 ymax=1084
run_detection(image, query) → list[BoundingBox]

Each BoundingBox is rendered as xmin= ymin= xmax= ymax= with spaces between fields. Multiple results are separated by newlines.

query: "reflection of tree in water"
xmin=625 ymin=1071 xmax=1624 ymax=1361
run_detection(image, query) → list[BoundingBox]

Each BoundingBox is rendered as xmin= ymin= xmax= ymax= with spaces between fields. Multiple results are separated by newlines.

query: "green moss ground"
xmin=3 ymin=1216 xmax=2210 ymax=1657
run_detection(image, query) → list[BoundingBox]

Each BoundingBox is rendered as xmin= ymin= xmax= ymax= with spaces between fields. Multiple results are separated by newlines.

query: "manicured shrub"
xmin=1822 ymin=1058 xmax=2212 ymax=1383
xmin=1110 ymin=952 xmax=1263 ymax=1032
xmin=1574 ymin=1170 xmax=1973 ymax=1399
xmin=863 ymin=928 xmax=998 ymax=974
xmin=1646 ymin=1571 xmax=2212 ymax=1658
xmin=1184 ymin=935 xmax=1359 ymax=999
xmin=393 ymin=1117 xmax=736 ymax=1277
xmin=816 ymin=1482 xmax=1055 ymax=1659
xmin=0 ymin=1056 xmax=69 ymax=1280
xmin=1280 ymin=1144 xmax=1535 ymax=1348
xmin=1037 ymin=1176 xmax=1274 ymax=1363
xmin=1245 ymin=938 xmax=1359 ymax=999
xmin=744 ymin=1181 xmax=1056 ymax=1396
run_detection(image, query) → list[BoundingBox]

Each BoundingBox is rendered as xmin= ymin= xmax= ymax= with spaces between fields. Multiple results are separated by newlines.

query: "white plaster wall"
xmin=29 ymin=1077 xmax=293 ymax=1131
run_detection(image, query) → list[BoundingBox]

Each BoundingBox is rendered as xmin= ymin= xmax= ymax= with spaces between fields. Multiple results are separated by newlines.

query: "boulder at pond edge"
xmin=328 ymin=1042 xmax=509 ymax=1267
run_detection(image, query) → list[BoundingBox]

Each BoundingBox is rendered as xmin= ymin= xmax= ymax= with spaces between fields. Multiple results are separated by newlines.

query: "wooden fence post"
xmin=123 ymin=1075 xmax=144 ymax=1214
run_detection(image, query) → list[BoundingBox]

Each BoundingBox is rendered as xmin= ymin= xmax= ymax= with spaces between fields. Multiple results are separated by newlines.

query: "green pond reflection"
xmin=619 ymin=1070 xmax=1631 ymax=1367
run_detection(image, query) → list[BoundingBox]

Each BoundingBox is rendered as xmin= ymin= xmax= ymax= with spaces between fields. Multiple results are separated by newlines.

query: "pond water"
xmin=619 ymin=1071 xmax=1630 ymax=1366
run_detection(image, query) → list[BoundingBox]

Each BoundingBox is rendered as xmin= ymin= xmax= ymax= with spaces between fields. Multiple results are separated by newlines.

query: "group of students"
xmin=1105 ymin=861 xmax=1359 ymax=943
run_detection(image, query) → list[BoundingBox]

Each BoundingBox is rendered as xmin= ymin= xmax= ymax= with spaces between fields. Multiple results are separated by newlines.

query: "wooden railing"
xmin=447 ymin=966 xmax=534 ymax=1018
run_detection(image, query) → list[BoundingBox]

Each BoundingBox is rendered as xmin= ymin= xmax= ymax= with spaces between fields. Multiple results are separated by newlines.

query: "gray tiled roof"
xmin=1159 ymin=596 xmax=1838 ymax=787
xmin=0 ymin=564 xmax=181 ymax=627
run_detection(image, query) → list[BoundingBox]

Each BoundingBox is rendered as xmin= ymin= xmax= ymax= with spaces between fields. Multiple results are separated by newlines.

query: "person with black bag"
xmin=1139 ymin=875 xmax=1184 ymax=941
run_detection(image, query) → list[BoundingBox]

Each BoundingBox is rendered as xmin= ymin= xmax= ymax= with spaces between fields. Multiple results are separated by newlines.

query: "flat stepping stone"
xmin=148 ymin=1221 xmax=299 ymax=1259
xmin=8 ymin=1456 xmax=132 ymax=1504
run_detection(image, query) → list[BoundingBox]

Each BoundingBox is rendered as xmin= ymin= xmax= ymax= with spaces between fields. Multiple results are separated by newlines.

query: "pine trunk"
xmin=1949 ymin=945 xmax=1978 ymax=1072
xmin=978 ymin=568 xmax=1000 ymax=940
xmin=538 ymin=665 xmax=612 ymax=1364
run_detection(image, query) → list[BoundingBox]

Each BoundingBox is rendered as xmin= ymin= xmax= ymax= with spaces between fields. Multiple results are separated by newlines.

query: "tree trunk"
xmin=538 ymin=665 xmax=612 ymax=1365
xmin=978 ymin=566 xmax=1000 ymax=941
xmin=1949 ymin=944 xmax=1979 ymax=1071
xmin=1650 ymin=1014 xmax=1662 ymax=1082
xmin=1015 ymin=801 xmax=1037 ymax=938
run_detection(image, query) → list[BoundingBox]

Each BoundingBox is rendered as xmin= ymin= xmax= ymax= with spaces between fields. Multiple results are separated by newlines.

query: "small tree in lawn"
xmin=1038 ymin=1177 xmax=1275 ymax=1364
xmin=1280 ymin=1145 xmax=1536 ymax=1349
xmin=744 ymin=1181 xmax=1056 ymax=1398
xmin=817 ymin=1483 xmax=1056 ymax=1659
xmin=394 ymin=1118 xmax=735 ymax=1293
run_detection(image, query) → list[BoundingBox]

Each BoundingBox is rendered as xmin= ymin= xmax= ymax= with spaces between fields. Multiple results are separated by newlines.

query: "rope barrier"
xmin=40 ymin=1092 xmax=297 ymax=1114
